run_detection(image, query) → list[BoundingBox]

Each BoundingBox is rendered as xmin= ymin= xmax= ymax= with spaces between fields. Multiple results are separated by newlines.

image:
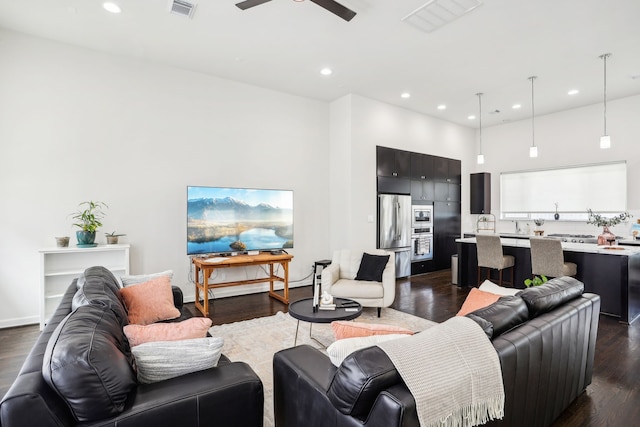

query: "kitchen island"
xmin=457 ymin=236 xmax=640 ymax=323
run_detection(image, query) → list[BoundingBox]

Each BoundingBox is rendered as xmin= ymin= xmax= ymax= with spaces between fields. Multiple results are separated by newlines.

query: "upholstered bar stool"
xmin=529 ymin=237 xmax=577 ymax=278
xmin=475 ymin=234 xmax=515 ymax=286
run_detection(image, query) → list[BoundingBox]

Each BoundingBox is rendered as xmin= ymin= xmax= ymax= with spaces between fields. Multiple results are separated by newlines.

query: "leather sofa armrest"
xmin=171 ymin=285 xmax=184 ymax=310
xmin=273 ymin=345 xmax=338 ymax=425
xmin=90 ymin=362 xmax=263 ymax=427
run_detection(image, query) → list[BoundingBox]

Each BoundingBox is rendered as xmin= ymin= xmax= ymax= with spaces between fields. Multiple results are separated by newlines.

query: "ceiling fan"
xmin=236 ymin=0 xmax=356 ymax=22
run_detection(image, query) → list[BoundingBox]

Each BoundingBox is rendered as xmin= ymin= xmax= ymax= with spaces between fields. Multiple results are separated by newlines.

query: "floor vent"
xmin=402 ymin=0 xmax=482 ymax=34
xmin=169 ymin=0 xmax=196 ymax=19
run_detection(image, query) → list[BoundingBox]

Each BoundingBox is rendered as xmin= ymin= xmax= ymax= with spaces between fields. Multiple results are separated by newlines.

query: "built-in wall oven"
xmin=411 ymin=205 xmax=433 ymax=262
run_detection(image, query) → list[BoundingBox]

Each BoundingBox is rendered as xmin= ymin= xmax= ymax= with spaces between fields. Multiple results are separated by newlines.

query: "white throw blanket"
xmin=377 ymin=316 xmax=504 ymax=427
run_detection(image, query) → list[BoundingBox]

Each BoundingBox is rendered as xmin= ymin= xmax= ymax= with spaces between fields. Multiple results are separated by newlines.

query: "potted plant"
xmin=587 ymin=209 xmax=632 ymax=245
xmin=105 ymin=231 xmax=125 ymax=245
xmin=524 ymin=275 xmax=548 ymax=287
xmin=71 ymin=201 xmax=108 ymax=247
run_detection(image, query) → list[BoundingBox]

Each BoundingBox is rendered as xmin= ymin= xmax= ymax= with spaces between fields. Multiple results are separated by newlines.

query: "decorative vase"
xmin=76 ymin=230 xmax=97 ymax=247
xmin=597 ymin=226 xmax=616 ymax=246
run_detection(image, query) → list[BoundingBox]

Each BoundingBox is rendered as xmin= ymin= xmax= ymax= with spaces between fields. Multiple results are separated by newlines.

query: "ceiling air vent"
xmin=169 ymin=0 xmax=196 ymax=19
xmin=402 ymin=0 xmax=482 ymax=34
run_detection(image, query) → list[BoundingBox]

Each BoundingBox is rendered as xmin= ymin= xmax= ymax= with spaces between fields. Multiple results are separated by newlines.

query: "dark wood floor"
xmin=1 ymin=270 xmax=638 ymax=426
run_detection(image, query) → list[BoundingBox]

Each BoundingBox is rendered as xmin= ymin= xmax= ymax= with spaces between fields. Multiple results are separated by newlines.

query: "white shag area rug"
xmin=209 ymin=307 xmax=436 ymax=427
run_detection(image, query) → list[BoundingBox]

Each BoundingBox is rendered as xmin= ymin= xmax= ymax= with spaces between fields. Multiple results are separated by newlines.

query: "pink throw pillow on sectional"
xmin=123 ymin=317 xmax=213 ymax=347
xmin=456 ymin=287 xmax=501 ymax=316
xmin=331 ymin=321 xmax=414 ymax=340
xmin=119 ymin=275 xmax=181 ymax=325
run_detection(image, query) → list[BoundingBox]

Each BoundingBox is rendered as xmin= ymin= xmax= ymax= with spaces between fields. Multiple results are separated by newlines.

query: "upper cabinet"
xmin=433 ymin=157 xmax=461 ymax=184
xmin=410 ymin=153 xmax=434 ymax=180
xmin=376 ymin=146 xmax=411 ymax=178
xmin=377 ymin=146 xmax=461 ymax=203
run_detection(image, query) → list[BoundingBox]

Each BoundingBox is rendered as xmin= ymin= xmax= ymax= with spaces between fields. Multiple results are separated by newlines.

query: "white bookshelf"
xmin=39 ymin=244 xmax=130 ymax=329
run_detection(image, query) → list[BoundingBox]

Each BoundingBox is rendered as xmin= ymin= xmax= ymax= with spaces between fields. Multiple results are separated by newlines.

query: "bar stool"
xmin=476 ymin=234 xmax=515 ymax=286
xmin=529 ymin=237 xmax=577 ymax=278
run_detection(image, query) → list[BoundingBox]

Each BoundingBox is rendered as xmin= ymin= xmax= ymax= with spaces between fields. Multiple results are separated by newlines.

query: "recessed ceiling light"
xmin=512 ymin=104 xmax=521 ymax=109
xmin=103 ymin=2 xmax=122 ymax=13
xmin=320 ymin=67 xmax=333 ymax=76
xmin=401 ymin=92 xmax=411 ymax=99
xmin=437 ymin=104 xmax=446 ymax=110
xmin=568 ymin=89 xmax=579 ymax=95
xmin=467 ymin=115 xmax=476 ymax=120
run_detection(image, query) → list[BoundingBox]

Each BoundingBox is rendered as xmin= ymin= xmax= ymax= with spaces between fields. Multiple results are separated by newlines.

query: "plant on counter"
xmin=524 ymin=275 xmax=548 ymax=287
xmin=586 ymin=209 xmax=632 ymax=227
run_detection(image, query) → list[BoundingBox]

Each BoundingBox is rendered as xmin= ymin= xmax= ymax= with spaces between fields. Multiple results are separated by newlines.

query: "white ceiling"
xmin=1 ymin=0 xmax=639 ymax=128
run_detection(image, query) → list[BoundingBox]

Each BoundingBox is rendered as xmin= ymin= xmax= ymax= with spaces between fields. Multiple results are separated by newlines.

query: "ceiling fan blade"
xmin=309 ymin=0 xmax=356 ymax=21
xmin=236 ymin=0 xmax=272 ymax=10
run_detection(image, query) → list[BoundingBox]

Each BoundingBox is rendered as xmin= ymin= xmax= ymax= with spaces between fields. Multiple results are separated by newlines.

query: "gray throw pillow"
xmin=132 ymin=337 xmax=224 ymax=383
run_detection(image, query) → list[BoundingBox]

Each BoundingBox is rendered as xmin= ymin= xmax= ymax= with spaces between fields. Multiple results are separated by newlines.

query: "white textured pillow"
xmin=120 ymin=270 xmax=174 ymax=287
xmin=326 ymin=334 xmax=408 ymax=367
xmin=479 ymin=280 xmax=520 ymax=296
xmin=131 ymin=337 xmax=224 ymax=383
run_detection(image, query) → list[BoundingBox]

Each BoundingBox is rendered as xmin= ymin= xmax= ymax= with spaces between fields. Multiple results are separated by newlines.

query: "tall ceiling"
xmin=1 ymin=0 xmax=639 ymax=127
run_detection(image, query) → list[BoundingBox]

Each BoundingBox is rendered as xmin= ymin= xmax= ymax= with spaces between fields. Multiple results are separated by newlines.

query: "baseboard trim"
xmin=0 ymin=315 xmax=39 ymax=330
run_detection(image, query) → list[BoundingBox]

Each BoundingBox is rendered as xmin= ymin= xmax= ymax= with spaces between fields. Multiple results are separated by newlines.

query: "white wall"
xmin=467 ymin=94 xmax=640 ymax=236
xmin=328 ymin=94 xmax=476 ymax=252
xmin=0 ymin=30 xmax=330 ymax=328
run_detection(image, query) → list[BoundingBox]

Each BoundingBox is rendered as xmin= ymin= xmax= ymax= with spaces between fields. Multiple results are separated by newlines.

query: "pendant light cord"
xmin=529 ymin=76 xmax=536 ymax=148
xmin=477 ymin=92 xmax=483 ymax=154
xmin=601 ymin=53 xmax=611 ymax=135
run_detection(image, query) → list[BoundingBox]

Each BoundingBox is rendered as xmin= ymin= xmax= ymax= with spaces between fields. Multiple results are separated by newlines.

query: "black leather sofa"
xmin=0 ymin=266 xmax=263 ymax=427
xmin=273 ymin=277 xmax=600 ymax=427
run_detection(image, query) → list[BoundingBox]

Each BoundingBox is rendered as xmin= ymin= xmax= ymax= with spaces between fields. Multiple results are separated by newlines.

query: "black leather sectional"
xmin=273 ymin=277 xmax=600 ymax=427
xmin=0 ymin=266 xmax=264 ymax=427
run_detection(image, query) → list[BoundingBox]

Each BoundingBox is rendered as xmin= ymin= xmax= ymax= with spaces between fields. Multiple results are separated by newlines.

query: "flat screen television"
xmin=187 ymin=186 xmax=293 ymax=255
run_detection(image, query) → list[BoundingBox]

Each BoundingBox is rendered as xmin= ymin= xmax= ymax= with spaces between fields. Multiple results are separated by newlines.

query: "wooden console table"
xmin=192 ymin=253 xmax=294 ymax=316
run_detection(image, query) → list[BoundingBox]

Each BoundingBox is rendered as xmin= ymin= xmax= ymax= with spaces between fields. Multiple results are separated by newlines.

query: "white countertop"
xmin=456 ymin=236 xmax=640 ymax=256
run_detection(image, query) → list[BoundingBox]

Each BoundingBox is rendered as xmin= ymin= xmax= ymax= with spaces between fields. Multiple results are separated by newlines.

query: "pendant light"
xmin=599 ymin=53 xmax=612 ymax=149
xmin=476 ymin=92 xmax=484 ymax=164
xmin=528 ymin=76 xmax=538 ymax=158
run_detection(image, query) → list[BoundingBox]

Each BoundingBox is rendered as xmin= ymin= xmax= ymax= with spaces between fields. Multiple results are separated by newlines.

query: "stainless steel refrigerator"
xmin=378 ymin=194 xmax=411 ymax=278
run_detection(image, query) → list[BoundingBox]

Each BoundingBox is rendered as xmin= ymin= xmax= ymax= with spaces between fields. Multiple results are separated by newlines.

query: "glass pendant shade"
xmin=477 ymin=153 xmax=485 ymax=164
xmin=529 ymin=146 xmax=538 ymax=158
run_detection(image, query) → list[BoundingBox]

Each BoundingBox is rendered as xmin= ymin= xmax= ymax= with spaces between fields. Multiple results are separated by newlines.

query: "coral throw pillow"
xmin=123 ymin=317 xmax=212 ymax=347
xmin=331 ymin=320 xmax=414 ymax=340
xmin=456 ymin=288 xmax=501 ymax=316
xmin=119 ymin=276 xmax=180 ymax=325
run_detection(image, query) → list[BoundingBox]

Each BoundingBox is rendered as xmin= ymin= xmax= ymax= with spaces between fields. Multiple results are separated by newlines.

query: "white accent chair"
xmin=321 ymin=249 xmax=396 ymax=317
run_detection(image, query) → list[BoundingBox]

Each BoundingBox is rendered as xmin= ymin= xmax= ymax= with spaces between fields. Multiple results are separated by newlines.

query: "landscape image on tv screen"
xmin=187 ymin=186 xmax=293 ymax=255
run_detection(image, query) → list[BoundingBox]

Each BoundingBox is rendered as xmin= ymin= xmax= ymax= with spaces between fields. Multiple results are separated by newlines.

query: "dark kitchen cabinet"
xmin=470 ymin=173 xmax=491 ymax=214
xmin=433 ymin=157 xmax=461 ymax=184
xmin=434 ymin=201 xmax=461 ymax=270
xmin=435 ymin=182 xmax=461 ymax=202
xmin=410 ymin=153 xmax=434 ymax=180
xmin=411 ymin=179 xmax=435 ymax=202
xmin=377 ymin=146 xmax=411 ymax=178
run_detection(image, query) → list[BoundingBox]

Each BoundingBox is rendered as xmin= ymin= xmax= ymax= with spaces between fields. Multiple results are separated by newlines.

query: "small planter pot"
xmin=55 ymin=236 xmax=70 ymax=247
xmin=76 ymin=230 xmax=97 ymax=247
xmin=106 ymin=235 xmax=120 ymax=245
